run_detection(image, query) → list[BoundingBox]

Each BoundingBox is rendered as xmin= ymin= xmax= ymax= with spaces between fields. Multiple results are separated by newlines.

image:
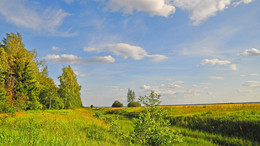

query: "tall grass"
xmin=0 ymin=109 xmax=131 ymax=145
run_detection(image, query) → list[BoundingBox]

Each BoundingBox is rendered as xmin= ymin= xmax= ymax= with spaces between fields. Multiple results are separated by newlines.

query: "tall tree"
xmin=59 ymin=65 xmax=82 ymax=109
xmin=0 ymin=47 xmax=9 ymax=111
xmin=127 ymin=88 xmax=136 ymax=103
xmin=0 ymin=32 xmax=42 ymax=110
xmin=38 ymin=66 xmax=64 ymax=110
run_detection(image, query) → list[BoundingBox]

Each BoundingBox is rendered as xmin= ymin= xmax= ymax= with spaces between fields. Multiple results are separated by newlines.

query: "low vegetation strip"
xmin=0 ymin=109 xmax=130 ymax=146
xmin=168 ymin=112 xmax=260 ymax=142
xmin=97 ymin=102 xmax=260 ymax=145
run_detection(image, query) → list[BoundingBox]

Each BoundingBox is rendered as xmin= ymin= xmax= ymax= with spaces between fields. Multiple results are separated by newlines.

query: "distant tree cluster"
xmin=111 ymin=89 xmax=141 ymax=107
xmin=127 ymin=89 xmax=141 ymax=107
xmin=112 ymin=100 xmax=123 ymax=107
xmin=0 ymin=32 xmax=82 ymax=113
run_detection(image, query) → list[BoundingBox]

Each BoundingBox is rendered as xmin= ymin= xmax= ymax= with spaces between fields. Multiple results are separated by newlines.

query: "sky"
xmin=0 ymin=0 xmax=260 ymax=106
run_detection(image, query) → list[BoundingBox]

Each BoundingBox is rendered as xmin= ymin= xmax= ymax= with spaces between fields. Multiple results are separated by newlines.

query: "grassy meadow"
xmin=0 ymin=103 xmax=259 ymax=145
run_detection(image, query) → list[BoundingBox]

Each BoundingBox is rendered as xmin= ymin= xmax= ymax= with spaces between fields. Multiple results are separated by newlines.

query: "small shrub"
xmin=90 ymin=105 xmax=94 ymax=108
xmin=134 ymin=91 xmax=182 ymax=145
xmin=134 ymin=107 xmax=182 ymax=145
xmin=127 ymin=101 xmax=141 ymax=107
xmin=112 ymin=100 xmax=123 ymax=107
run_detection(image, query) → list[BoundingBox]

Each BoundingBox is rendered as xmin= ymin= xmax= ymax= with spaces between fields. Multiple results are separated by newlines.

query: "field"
xmin=0 ymin=103 xmax=259 ymax=145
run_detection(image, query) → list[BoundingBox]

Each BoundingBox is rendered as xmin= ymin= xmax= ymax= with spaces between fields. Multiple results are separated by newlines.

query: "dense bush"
xmin=133 ymin=91 xmax=182 ymax=145
xmin=127 ymin=101 xmax=141 ymax=107
xmin=112 ymin=100 xmax=123 ymax=107
xmin=134 ymin=107 xmax=182 ymax=145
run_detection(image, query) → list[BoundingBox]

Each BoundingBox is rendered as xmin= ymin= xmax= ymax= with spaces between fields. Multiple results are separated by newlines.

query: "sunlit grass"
xmin=0 ymin=109 xmax=130 ymax=145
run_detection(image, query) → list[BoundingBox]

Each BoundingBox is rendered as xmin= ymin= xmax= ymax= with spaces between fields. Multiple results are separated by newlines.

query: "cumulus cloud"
xmin=174 ymin=0 xmax=253 ymax=25
xmin=43 ymin=54 xmax=115 ymax=64
xmin=201 ymin=59 xmax=231 ymax=65
xmin=201 ymin=59 xmax=237 ymax=71
xmin=209 ymin=76 xmax=224 ymax=80
xmin=0 ymin=0 xmax=75 ymax=36
xmin=230 ymin=64 xmax=237 ymax=71
xmin=88 ymin=56 xmax=115 ymax=63
xmin=140 ymin=85 xmax=152 ymax=90
xmin=52 ymin=46 xmax=60 ymax=51
xmin=146 ymin=54 xmax=168 ymax=62
xmin=101 ymin=0 xmax=254 ymax=25
xmin=241 ymin=48 xmax=260 ymax=56
xmin=84 ymin=43 xmax=167 ymax=62
xmin=233 ymin=0 xmax=253 ymax=7
xmin=105 ymin=43 xmax=148 ymax=60
xmin=105 ymin=0 xmax=175 ymax=17
xmin=243 ymin=81 xmax=260 ymax=87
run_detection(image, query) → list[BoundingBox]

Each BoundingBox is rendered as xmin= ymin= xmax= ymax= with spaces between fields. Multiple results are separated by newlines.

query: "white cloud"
xmin=43 ymin=54 xmax=84 ymax=64
xmin=167 ymin=83 xmax=183 ymax=88
xmin=43 ymin=54 xmax=115 ymax=64
xmin=89 ymin=56 xmax=115 ymax=63
xmin=201 ymin=59 xmax=231 ymax=65
xmin=0 ymin=0 xmax=75 ymax=36
xmin=105 ymin=0 xmax=175 ymax=17
xmin=241 ymin=48 xmax=260 ymax=56
xmin=230 ymin=64 xmax=237 ymax=71
xmin=105 ymin=43 xmax=148 ymax=60
xmin=52 ymin=46 xmax=60 ymax=51
xmin=174 ymin=0 xmax=253 ymax=25
xmin=243 ymin=81 xmax=260 ymax=87
xmin=209 ymin=76 xmax=224 ymax=80
xmin=141 ymin=85 xmax=152 ymax=90
xmin=201 ymin=59 xmax=237 ymax=71
xmin=174 ymin=0 xmax=231 ymax=25
xmin=84 ymin=43 xmax=167 ymax=62
xmin=233 ymin=0 xmax=253 ymax=7
xmin=74 ymin=71 xmax=86 ymax=77
xmin=146 ymin=54 xmax=168 ymax=62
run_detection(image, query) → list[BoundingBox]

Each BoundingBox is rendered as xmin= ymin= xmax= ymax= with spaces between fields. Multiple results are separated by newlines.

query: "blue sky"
xmin=0 ymin=0 xmax=260 ymax=106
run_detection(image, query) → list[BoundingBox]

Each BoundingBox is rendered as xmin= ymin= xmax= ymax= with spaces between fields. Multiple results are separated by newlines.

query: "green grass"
xmin=1 ymin=103 xmax=260 ymax=145
xmin=0 ymin=109 xmax=132 ymax=145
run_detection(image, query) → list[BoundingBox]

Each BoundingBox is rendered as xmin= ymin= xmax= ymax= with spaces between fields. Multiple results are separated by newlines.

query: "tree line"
xmin=112 ymin=89 xmax=159 ymax=107
xmin=0 ymin=32 xmax=82 ymax=113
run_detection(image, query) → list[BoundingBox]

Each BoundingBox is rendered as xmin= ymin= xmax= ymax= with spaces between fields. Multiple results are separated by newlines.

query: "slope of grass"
xmin=1 ymin=103 xmax=259 ymax=145
xmin=0 ymin=109 xmax=131 ymax=145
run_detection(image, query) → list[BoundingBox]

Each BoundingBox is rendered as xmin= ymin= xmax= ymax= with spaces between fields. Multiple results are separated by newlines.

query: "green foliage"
xmin=0 ymin=32 xmax=84 ymax=111
xmin=38 ymin=66 xmax=63 ymax=110
xmin=127 ymin=89 xmax=135 ymax=103
xmin=138 ymin=91 xmax=161 ymax=107
xmin=112 ymin=100 xmax=123 ymax=107
xmin=90 ymin=105 xmax=94 ymax=108
xmin=134 ymin=91 xmax=182 ymax=145
xmin=134 ymin=107 xmax=182 ymax=145
xmin=127 ymin=101 xmax=141 ymax=107
xmin=0 ymin=32 xmax=42 ymax=112
xmin=59 ymin=65 xmax=82 ymax=109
